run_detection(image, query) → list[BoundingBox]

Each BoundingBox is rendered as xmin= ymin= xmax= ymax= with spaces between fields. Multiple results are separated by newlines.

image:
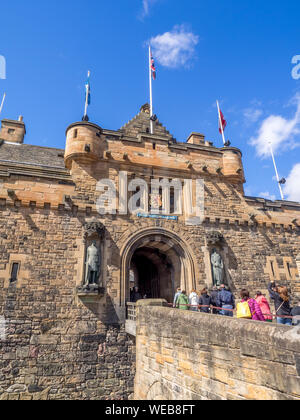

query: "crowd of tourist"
xmin=173 ymin=282 xmax=300 ymax=326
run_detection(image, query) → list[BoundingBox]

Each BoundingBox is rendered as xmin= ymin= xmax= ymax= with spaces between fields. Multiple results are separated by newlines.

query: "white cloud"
xmin=149 ymin=25 xmax=199 ymax=68
xmin=283 ymin=163 xmax=300 ymax=202
xmin=243 ymin=108 xmax=263 ymax=124
xmin=250 ymin=93 xmax=300 ymax=157
xmin=140 ymin=0 xmax=158 ymax=18
xmin=259 ymin=191 xmax=276 ymax=201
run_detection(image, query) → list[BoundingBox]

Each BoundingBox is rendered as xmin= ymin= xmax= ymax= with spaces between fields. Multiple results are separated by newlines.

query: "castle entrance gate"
xmin=120 ymin=228 xmax=197 ymax=306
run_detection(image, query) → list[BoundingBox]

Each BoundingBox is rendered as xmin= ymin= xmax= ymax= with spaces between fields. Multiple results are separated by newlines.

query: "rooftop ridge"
xmin=120 ymin=105 xmax=174 ymax=139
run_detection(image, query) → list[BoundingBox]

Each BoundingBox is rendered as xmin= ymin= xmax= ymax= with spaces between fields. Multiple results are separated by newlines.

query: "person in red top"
xmin=255 ymin=291 xmax=273 ymax=322
xmin=240 ymin=289 xmax=265 ymax=322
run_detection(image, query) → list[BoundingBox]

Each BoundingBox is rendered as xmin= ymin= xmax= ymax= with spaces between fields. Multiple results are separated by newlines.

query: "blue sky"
xmin=0 ymin=0 xmax=300 ymax=201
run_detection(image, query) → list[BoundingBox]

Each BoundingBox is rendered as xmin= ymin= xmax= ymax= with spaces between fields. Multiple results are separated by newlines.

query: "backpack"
xmin=237 ymin=301 xmax=252 ymax=319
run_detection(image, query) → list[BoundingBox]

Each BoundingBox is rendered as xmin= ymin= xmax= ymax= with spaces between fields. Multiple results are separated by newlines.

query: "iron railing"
xmin=126 ymin=302 xmax=137 ymax=322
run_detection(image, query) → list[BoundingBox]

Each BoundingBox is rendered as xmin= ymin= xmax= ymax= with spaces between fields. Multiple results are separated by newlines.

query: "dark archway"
xmin=120 ymin=227 xmax=198 ymax=307
xmin=130 ymin=246 xmax=174 ymax=302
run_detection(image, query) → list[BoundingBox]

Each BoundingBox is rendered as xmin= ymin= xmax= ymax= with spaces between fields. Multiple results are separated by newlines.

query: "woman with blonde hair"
xmin=268 ymin=282 xmax=292 ymax=325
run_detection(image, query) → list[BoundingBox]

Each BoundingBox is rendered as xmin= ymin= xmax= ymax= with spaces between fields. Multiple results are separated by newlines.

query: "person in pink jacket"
xmin=255 ymin=291 xmax=273 ymax=322
xmin=240 ymin=289 xmax=265 ymax=322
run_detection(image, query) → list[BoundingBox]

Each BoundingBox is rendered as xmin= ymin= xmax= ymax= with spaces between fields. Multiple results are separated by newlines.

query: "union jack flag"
xmin=150 ymin=49 xmax=156 ymax=80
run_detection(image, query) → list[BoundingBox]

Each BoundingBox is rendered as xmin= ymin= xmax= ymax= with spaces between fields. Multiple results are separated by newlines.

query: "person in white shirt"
xmin=189 ymin=289 xmax=199 ymax=312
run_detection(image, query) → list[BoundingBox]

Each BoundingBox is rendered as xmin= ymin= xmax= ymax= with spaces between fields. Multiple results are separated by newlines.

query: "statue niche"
xmin=210 ymin=248 xmax=225 ymax=287
xmin=84 ymin=241 xmax=101 ymax=288
xmin=78 ymin=221 xmax=105 ymax=295
xmin=206 ymin=231 xmax=227 ymax=287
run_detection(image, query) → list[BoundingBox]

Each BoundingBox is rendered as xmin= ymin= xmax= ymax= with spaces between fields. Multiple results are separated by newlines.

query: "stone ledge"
xmin=76 ymin=286 xmax=105 ymax=303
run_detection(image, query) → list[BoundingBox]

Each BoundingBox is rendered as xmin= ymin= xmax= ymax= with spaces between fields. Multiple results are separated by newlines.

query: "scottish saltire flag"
xmin=85 ymin=71 xmax=91 ymax=105
xmin=150 ymin=50 xmax=156 ymax=80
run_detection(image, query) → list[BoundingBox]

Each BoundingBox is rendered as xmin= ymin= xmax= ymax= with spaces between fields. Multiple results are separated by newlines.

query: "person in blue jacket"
xmin=217 ymin=285 xmax=235 ymax=317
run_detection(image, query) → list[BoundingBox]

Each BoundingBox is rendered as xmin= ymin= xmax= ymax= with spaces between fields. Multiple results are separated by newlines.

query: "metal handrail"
xmin=126 ymin=302 xmax=137 ymax=321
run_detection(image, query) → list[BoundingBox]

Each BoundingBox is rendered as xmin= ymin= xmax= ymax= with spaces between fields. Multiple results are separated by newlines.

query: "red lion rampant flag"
xmin=218 ymin=109 xmax=227 ymax=134
xmin=150 ymin=49 xmax=156 ymax=80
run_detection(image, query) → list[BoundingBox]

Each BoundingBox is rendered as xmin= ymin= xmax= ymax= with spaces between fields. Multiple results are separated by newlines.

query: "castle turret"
xmin=221 ymin=147 xmax=245 ymax=182
xmin=0 ymin=116 xmax=26 ymax=144
xmin=64 ymin=121 xmax=103 ymax=169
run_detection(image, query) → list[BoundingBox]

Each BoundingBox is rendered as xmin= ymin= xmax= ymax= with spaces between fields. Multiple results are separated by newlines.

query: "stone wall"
xmin=0 ymin=110 xmax=300 ymax=400
xmin=134 ymin=306 xmax=300 ymax=400
xmin=0 ymin=207 xmax=136 ymax=400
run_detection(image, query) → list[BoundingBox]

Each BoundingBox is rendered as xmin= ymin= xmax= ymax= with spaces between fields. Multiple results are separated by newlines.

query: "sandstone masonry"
xmin=134 ymin=305 xmax=300 ymax=400
xmin=0 ymin=104 xmax=299 ymax=399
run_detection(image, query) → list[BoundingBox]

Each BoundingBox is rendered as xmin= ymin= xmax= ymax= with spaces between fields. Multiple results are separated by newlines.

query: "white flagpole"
xmin=84 ymin=71 xmax=90 ymax=119
xmin=269 ymin=142 xmax=284 ymax=201
xmin=149 ymin=46 xmax=154 ymax=134
xmin=216 ymin=100 xmax=226 ymax=146
xmin=0 ymin=93 xmax=6 ymax=115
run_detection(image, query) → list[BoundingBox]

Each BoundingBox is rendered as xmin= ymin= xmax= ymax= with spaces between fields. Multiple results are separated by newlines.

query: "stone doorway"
xmin=120 ymin=227 xmax=197 ymax=308
xmin=130 ymin=246 xmax=175 ymax=302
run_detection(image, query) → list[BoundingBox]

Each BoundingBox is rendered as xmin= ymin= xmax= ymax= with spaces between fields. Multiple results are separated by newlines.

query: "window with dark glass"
xmin=170 ymin=189 xmax=175 ymax=214
xmin=10 ymin=263 xmax=19 ymax=283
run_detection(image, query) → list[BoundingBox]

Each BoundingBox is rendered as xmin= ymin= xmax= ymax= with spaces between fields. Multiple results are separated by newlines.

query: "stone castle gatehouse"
xmin=0 ymin=104 xmax=299 ymax=399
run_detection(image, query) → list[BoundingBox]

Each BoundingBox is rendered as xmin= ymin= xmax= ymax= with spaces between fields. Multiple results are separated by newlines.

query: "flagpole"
xmin=0 ymin=93 xmax=6 ymax=115
xmin=217 ymin=100 xmax=226 ymax=146
xmin=269 ymin=142 xmax=285 ymax=201
xmin=149 ymin=46 xmax=154 ymax=134
xmin=84 ymin=71 xmax=90 ymax=120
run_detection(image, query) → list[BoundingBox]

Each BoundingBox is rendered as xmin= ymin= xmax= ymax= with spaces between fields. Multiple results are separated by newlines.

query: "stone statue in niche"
xmin=84 ymin=241 xmax=101 ymax=288
xmin=211 ymin=248 xmax=224 ymax=287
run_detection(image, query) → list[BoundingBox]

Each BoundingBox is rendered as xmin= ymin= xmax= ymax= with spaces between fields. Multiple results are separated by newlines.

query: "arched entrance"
xmin=130 ymin=246 xmax=175 ymax=302
xmin=120 ymin=228 xmax=197 ymax=306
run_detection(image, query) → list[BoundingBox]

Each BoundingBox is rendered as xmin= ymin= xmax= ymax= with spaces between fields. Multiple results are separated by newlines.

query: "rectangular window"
xmin=287 ymin=262 xmax=292 ymax=278
xmin=10 ymin=263 xmax=19 ymax=283
xmin=170 ymin=189 xmax=175 ymax=214
xmin=270 ymin=261 xmax=275 ymax=277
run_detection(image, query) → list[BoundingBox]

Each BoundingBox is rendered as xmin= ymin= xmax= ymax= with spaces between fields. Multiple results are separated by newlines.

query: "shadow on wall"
xmin=221 ymin=239 xmax=238 ymax=292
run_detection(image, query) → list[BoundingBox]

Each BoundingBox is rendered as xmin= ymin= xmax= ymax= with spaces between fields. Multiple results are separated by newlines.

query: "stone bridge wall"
xmin=134 ymin=306 xmax=300 ymax=400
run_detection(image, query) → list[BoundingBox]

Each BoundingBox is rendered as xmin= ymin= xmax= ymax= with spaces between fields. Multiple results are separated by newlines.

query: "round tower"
xmin=64 ymin=121 xmax=103 ymax=169
xmin=221 ymin=147 xmax=245 ymax=182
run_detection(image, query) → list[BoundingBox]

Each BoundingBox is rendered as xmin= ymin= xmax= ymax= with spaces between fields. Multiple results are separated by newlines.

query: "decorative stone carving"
xmin=84 ymin=221 xmax=104 ymax=239
xmin=206 ymin=231 xmax=224 ymax=246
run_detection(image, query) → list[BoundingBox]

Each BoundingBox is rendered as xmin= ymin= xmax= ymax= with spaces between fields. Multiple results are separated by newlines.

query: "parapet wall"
xmin=134 ymin=306 xmax=300 ymax=400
